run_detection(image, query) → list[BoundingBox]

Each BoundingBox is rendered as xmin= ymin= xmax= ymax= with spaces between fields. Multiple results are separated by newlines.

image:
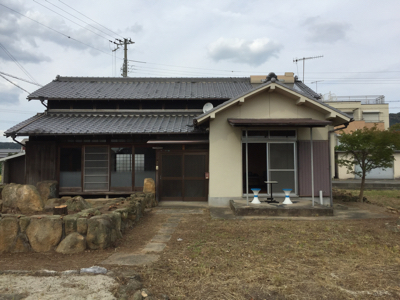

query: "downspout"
xmin=245 ymin=130 xmax=249 ymax=205
xmin=328 ymin=121 xmax=351 ymax=206
xmin=11 ymin=135 xmax=25 ymax=147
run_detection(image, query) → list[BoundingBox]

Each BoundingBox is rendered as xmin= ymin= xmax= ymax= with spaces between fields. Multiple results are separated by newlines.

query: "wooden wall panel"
xmin=298 ymin=140 xmax=330 ymax=197
xmin=25 ymin=141 xmax=57 ymax=185
xmin=7 ymin=156 xmax=26 ymax=184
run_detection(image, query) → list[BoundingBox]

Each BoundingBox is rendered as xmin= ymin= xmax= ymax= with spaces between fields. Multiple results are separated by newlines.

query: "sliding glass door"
xmin=243 ymin=141 xmax=297 ymax=195
xmin=268 ymin=143 xmax=296 ymax=193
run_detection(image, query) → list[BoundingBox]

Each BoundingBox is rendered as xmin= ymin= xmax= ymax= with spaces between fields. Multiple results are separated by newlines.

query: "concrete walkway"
xmin=101 ymin=203 xmax=205 ymax=266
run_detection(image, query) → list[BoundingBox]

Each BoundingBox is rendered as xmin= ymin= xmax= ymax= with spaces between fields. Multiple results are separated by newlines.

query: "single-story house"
xmin=4 ymin=72 xmax=351 ymax=206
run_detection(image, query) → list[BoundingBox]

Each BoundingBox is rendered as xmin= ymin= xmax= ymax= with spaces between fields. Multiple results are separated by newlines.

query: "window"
xmin=111 ymin=147 xmax=132 ymax=188
xmin=134 ymin=154 xmax=145 ymax=171
xmin=242 ymin=130 xmax=296 ymax=140
xmin=363 ymin=112 xmax=380 ymax=123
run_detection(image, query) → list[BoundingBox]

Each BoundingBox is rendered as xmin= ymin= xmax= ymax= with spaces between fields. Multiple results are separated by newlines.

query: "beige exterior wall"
xmin=208 ymin=90 xmax=331 ymax=206
xmin=337 ymin=153 xmax=355 ymax=179
xmin=326 ymin=102 xmax=389 ymax=132
xmin=336 ymin=152 xmax=400 ymax=179
xmin=394 ymin=152 xmax=400 ymax=179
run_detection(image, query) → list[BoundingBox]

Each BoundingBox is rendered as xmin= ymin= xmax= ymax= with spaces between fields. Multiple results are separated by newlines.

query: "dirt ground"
xmin=0 ymin=209 xmax=169 ymax=272
xmin=1 ymin=201 xmax=400 ymax=299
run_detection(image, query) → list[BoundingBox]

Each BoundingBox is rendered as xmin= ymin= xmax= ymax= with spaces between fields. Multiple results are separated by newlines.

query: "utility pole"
xmin=293 ymin=55 xmax=323 ymax=83
xmin=311 ymin=80 xmax=324 ymax=93
xmin=112 ymin=38 xmax=134 ymax=77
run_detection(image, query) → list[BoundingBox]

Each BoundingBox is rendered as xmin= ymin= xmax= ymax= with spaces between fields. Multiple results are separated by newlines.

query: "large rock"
xmin=36 ymin=181 xmax=58 ymax=201
xmin=0 ymin=217 xmax=19 ymax=253
xmin=63 ymin=215 xmax=78 ymax=236
xmin=86 ymin=216 xmax=112 ymax=250
xmin=0 ymin=184 xmax=5 ymax=199
xmin=13 ymin=233 xmax=30 ymax=253
xmin=77 ymin=217 xmax=88 ymax=235
xmin=19 ymin=217 xmax=30 ymax=233
xmin=44 ymin=198 xmax=62 ymax=212
xmin=66 ymin=196 xmax=92 ymax=212
xmin=16 ymin=185 xmax=45 ymax=214
xmin=143 ymin=178 xmax=155 ymax=193
xmin=1 ymin=183 xmax=20 ymax=212
xmin=56 ymin=232 xmax=86 ymax=254
xmin=145 ymin=193 xmax=157 ymax=208
xmin=26 ymin=216 xmax=62 ymax=252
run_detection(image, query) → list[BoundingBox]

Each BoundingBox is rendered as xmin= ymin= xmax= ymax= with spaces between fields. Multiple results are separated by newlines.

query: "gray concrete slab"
xmin=101 ymin=253 xmax=159 ymax=266
xmin=151 ymin=234 xmax=171 ymax=243
xmin=142 ymin=243 xmax=166 ymax=253
xmin=157 ymin=227 xmax=176 ymax=235
xmin=162 ymin=222 xmax=179 ymax=228
xmin=230 ymin=199 xmax=334 ymax=217
xmin=210 ymin=206 xmax=391 ymax=221
xmin=154 ymin=208 xmax=205 ymax=214
xmin=167 ymin=217 xmax=182 ymax=223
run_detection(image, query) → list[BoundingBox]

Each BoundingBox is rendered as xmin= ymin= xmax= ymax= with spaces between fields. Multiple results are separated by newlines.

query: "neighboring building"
xmin=322 ymin=94 xmax=389 ymax=132
xmin=0 ymin=152 xmax=25 ymax=184
xmin=0 ymin=149 xmax=22 ymax=159
xmin=321 ymin=94 xmax=395 ymax=179
xmin=4 ymin=73 xmax=351 ymax=206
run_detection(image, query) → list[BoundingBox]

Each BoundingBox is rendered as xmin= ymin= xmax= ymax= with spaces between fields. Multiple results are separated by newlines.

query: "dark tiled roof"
xmin=28 ymin=76 xmax=253 ymax=100
xmin=5 ymin=112 xmax=201 ymax=136
xmin=293 ymin=81 xmax=321 ymax=99
xmin=194 ymin=79 xmax=351 ymax=122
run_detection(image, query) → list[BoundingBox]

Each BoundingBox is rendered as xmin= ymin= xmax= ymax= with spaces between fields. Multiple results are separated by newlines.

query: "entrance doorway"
xmin=158 ymin=151 xmax=208 ymax=201
xmin=242 ymin=142 xmax=297 ymax=195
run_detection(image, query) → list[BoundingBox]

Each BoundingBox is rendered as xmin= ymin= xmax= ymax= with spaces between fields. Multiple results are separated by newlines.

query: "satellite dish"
xmin=203 ymin=102 xmax=214 ymax=113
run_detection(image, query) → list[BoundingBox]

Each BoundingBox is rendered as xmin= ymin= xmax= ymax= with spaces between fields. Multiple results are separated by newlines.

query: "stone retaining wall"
xmin=0 ymin=191 xmax=157 ymax=254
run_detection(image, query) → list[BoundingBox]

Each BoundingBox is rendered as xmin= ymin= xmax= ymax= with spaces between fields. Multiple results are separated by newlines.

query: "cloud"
xmin=0 ymin=88 xmax=22 ymax=105
xmin=302 ymin=17 xmax=350 ymax=43
xmin=0 ymin=0 xmax=130 ymax=64
xmin=125 ymin=23 xmax=143 ymax=35
xmin=207 ymin=37 xmax=283 ymax=66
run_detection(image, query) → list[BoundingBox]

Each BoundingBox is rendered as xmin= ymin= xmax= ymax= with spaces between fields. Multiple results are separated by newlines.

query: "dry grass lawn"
xmin=136 ymin=208 xmax=400 ymax=299
xmin=343 ymin=189 xmax=400 ymax=210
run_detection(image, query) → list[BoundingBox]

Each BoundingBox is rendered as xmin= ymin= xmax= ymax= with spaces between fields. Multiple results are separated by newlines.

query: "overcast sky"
xmin=1 ymin=0 xmax=400 ymax=142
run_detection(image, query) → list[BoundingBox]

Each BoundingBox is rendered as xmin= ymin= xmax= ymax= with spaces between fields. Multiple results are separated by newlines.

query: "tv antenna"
xmin=310 ymin=80 xmax=324 ymax=93
xmin=293 ymin=55 xmax=323 ymax=83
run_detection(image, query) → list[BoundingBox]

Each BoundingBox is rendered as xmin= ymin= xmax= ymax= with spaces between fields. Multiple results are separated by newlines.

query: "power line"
xmin=44 ymin=0 xmax=117 ymax=40
xmin=0 ymin=72 xmax=42 ymax=86
xmin=0 ymin=74 xmax=30 ymax=93
xmin=0 ymin=43 xmax=39 ymax=85
xmin=58 ymin=0 xmax=124 ymax=39
xmin=0 ymin=3 xmax=116 ymax=58
xmin=33 ymin=0 xmax=112 ymax=41
xmin=128 ymin=65 xmax=235 ymax=77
